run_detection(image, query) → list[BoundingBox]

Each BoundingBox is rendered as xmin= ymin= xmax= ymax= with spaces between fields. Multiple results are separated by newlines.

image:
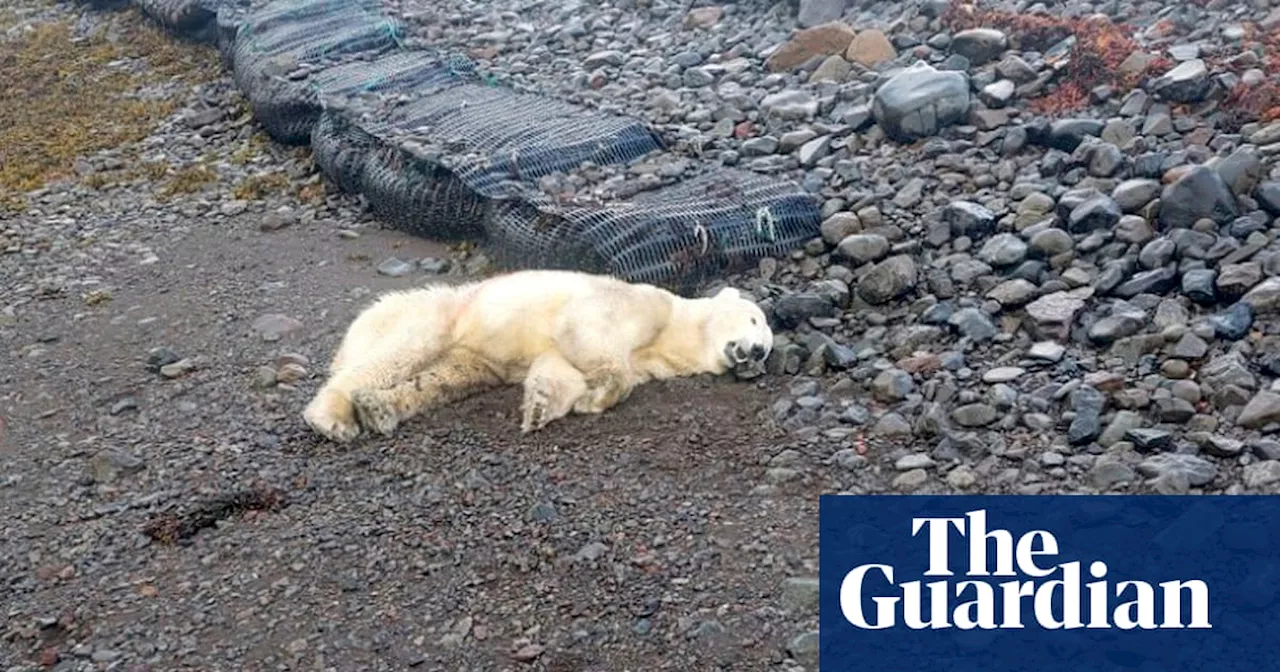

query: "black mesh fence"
xmin=90 ymin=0 xmax=824 ymax=291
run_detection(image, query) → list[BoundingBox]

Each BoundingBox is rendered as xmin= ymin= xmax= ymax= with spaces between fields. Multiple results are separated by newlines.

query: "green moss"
xmin=0 ymin=8 xmax=218 ymax=196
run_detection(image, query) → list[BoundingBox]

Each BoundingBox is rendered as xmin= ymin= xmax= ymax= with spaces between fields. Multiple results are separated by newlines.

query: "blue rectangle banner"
xmin=819 ymin=495 xmax=1280 ymax=671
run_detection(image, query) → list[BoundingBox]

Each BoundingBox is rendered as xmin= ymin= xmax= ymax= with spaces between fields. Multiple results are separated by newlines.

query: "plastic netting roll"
xmin=313 ymin=110 xmax=491 ymax=241
xmin=247 ymin=50 xmax=475 ymax=146
xmin=135 ymin=0 xmax=225 ymax=40
xmin=215 ymin=0 xmax=251 ymax=66
xmin=229 ymin=0 xmax=405 ymax=143
xmin=126 ymin=0 xmax=825 ymax=291
xmin=312 ymin=111 xmax=376 ymax=194
xmin=485 ymin=170 xmax=823 ymax=294
xmin=358 ymin=83 xmax=666 ymax=200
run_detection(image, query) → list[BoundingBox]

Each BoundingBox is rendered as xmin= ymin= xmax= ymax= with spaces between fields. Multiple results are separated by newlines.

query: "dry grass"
xmin=0 ymin=5 xmax=218 ymax=206
xmin=157 ymin=162 xmax=219 ymax=199
xmin=232 ymin=171 xmax=292 ymax=200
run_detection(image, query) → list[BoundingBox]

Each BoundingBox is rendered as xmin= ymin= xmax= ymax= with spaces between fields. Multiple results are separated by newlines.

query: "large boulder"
xmin=1158 ymin=165 xmax=1239 ymax=229
xmin=765 ymin=21 xmax=855 ymax=72
xmin=871 ymin=62 xmax=971 ymax=142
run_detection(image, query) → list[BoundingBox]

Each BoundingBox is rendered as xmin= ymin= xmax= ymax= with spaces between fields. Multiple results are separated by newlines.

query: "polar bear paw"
xmin=574 ymin=368 xmax=633 ymax=415
xmin=302 ymin=391 xmax=361 ymax=444
xmin=351 ymin=388 xmax=400 ymax=437
xmin=520 ymin=383 xmax=552 ymax=434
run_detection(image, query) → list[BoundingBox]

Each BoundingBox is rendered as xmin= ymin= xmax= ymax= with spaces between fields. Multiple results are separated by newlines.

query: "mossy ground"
xmin=0 ymin=4 xmax=219 ymax=210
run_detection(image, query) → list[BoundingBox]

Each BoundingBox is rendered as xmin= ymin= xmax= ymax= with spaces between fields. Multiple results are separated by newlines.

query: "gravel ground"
xmin=8 ymin=0 xmax=1280 ymax=668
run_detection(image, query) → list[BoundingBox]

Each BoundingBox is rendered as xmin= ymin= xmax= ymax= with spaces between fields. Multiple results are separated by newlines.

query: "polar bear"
xmin=301 ymin=269 xmax=774 ymax=443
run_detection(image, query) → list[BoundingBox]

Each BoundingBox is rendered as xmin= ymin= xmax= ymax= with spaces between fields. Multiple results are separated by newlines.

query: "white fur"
xmin=302 ymin=269 xmax=773 ymax=442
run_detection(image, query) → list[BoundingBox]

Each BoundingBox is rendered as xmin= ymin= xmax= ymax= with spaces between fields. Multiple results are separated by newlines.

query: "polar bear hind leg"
xmin=350 ymin=347 xmax=502 ymax=437
xmin=302 ymin=284 xmax=467 ymax=443
xmin=520 ymin=350 xmax=590 ymax=433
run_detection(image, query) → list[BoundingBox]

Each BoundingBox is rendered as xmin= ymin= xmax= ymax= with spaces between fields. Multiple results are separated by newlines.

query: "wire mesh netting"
xmin=107 ymin=0 xmax=825 ymax=290
xmin=229 ymin=0 xmax=405 ymax=143
xmin=486 ymin=170 xmax=822 ymax=294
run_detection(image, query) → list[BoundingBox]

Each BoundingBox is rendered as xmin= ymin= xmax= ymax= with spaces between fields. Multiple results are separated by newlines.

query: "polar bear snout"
xmin=727 ymin=341 xmax=767 ymax=363
xmin=725 ymin=339 xmax=770 ymax=365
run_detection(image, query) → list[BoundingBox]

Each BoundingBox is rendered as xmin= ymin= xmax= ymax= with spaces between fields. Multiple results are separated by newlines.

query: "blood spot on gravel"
xmin=143 ymin=484 xmax=287 ymax=544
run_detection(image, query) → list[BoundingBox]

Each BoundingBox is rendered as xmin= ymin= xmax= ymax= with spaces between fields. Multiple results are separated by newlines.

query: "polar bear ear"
xmin=713 ymin=287 xmax=741 ymax=301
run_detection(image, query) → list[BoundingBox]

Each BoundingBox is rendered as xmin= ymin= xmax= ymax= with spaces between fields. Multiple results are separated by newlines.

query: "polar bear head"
xmin=702 ymin=287 xmax=773 ymax=376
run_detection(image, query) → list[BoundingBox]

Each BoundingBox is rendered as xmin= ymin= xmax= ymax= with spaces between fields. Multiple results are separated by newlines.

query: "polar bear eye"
xmin=750 ymin=318 xmax=758 ymax=326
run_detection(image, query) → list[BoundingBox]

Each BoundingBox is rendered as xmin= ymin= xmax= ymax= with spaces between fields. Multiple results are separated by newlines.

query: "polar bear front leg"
xmin=552 ymin=296 xmax=651 ymax=416
xmin=350 ymin=348 xmax=502 ymax=437
xmin=520 ymin=350 xmax=589 ymax=433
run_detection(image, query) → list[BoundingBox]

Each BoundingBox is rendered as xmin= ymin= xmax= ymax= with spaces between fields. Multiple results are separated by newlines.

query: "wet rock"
xmin=1068 ymin=195 xmax=1122 ymax=233
xmin=1210 ymin=302 xmax=1255 ymax=341
xmin=942 ymin=201 xmax=996 ymax=238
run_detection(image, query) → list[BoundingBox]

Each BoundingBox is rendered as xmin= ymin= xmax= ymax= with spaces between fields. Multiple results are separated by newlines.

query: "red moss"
xmin=941 ymin=1 xmax=1155 ymax=116
xmin=1222 ymin=81 xmax=1280 ymax=131
xmin=1025 ymin=81 xmax=1088 ymax=115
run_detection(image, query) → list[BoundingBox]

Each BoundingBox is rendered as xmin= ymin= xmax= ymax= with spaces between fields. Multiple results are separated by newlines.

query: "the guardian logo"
xmin=840 ymin=509 xmax=1212 ymax=631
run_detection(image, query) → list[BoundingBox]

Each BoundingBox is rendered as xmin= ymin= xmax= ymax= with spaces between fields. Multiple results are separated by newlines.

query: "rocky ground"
xmin=7 ymin=0 xmax=1280 ymax=669
xmin=398 ymin=0 xmax=1280 ymax=494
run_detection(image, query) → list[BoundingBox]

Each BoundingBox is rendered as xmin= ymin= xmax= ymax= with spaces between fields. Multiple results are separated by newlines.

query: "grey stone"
xmin=797 ymin=0 xmax=846 ymax=28
xmin=977 ymin=233 xmax=1028 ymax=266
xmin=1137 ymin=454 xmax=1216 ymax=487
xmin=1152 ymin=59 xmax=1212 ymax=103
xmin=1238 ymin=391 xmax=1280 ymax=429
xmin=951 ymin=28 xmax=1008 ymax=65
xmin=872 ymin=368 xmax=915 ymax=403
xmin=1068 ymin=196 xmax=1122 ymax=233
xmin=952 ymin=403 xmax=997 ymax=427
xmin=836 ymin=234 xmax=890 ymax=264
xmin=857 ymin=255 xmax=917 ymax=304
xmin=1158 ymin=166 xmax=1239 ymax=229
xmin=1112 ymin=179 xmax=1162 ymax=213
